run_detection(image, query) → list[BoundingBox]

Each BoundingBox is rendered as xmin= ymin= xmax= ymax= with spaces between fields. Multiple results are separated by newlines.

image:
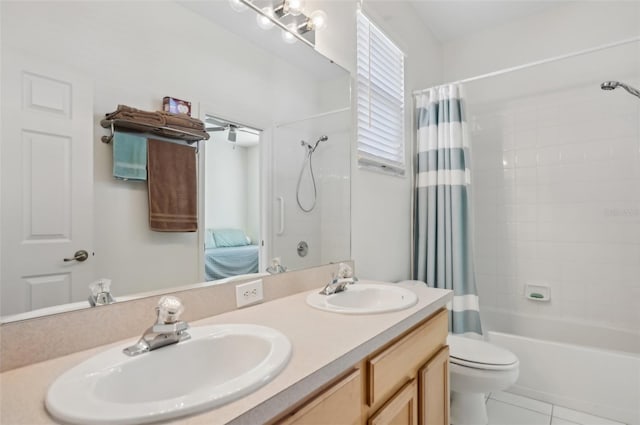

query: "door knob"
xmin=64 ymin=250 xmax=89 ymax=262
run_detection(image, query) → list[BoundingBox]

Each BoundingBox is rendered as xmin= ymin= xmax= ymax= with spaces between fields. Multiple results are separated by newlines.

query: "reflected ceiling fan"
xmin=205 ymin=118 xmax=259 ymax=143
xmin=205 ymin=123 xmax=240 ymax=142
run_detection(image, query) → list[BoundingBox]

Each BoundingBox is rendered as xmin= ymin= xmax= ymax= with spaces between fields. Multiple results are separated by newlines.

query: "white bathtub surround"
xmin=486 ymin=392 xmax=626 ymax=425
xmin=468 ymin=70 xmax=640 ymax=336
xmin=488 ymin=329 xmax=640 ymax=425
xmin=461 ymin=42 xmax=639 ymax=425
xmin=486 ymin=398 xmax=551 ymax=425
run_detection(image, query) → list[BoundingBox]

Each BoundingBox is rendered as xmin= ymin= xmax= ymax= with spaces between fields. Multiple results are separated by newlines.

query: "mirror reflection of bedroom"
xmin=203 ymin=114 xmax=262 ymax=282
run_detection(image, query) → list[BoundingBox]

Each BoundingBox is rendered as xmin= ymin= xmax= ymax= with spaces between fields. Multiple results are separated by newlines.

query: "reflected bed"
xmin=204 ymin=245 xmax=259 ymax=281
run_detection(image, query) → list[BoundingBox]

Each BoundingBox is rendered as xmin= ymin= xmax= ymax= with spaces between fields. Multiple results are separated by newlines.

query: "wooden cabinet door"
xmin=418 ymin=345 xmax=449 ymax=425
xmin=367 ymin=309 xmax=448 ymax=410
xmin=368 ymin=379 xmax=418 ymax=425
xmin=278 ymin=369 xmax=362 ymax=425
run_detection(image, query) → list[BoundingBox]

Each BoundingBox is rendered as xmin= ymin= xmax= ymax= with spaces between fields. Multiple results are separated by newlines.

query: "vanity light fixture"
xmin=228 ymin=0 xmax=249 ymax=13
xmin=281 ymin=23 xmax=298 ymax=44
xmin=256 ymin=6 xmax=275 ymax=30
xmin=308 ymin=10 xmax=327 ymax=31
xmin=276 ymin=0 xmax=306 ymax=17
xmin=231 ymin=0 xmax=328 ymax=47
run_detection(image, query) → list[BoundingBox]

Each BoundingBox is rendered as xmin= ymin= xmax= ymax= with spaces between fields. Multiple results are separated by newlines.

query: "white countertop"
xmin=0 ymin=281 xmax=452 ymax=425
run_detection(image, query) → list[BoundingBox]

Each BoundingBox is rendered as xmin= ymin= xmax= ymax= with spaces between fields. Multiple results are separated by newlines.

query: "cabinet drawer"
xmin=367 ymin=308 xmax=447 ymax=408
xmin=277 ymin=369 xmax=362 ymax=425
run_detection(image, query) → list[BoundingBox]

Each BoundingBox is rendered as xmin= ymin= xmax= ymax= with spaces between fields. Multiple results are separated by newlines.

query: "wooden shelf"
xmin=100 ymin=118 xmax=209 ymax=144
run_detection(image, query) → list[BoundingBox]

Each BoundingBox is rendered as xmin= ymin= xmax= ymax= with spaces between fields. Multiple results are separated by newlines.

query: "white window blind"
xmin=356 ymin=11 xmax=406 ymax=176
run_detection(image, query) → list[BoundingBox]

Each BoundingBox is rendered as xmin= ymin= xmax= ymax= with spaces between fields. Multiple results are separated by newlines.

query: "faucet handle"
xmin=88 ymin=278 xmax=115 ymax=306
xmin=89 ymin=278 xmax=111 ymax=296
xmin=156 ymin=296 xmax=184 ymax=324
xmin=336 ymin=263 xmax=354 ymax=279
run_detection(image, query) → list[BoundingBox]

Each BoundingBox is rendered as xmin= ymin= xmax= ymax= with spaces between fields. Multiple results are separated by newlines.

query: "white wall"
xmin=443 ymin=1 xmax=640 ymax=81
xmin=445 ymin=2 xmax=640 ymax=335
xmin=246 ymin=145 xmax=260 ymax=244
xmin=204 ymin=132 xmax=248 ymax=231
xmin=348 ymin=1 xmax=443 ymax=281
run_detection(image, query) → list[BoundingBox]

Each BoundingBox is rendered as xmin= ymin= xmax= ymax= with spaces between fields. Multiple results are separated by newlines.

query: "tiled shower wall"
xmin=469 ymin=80 xmax=640 ymax=335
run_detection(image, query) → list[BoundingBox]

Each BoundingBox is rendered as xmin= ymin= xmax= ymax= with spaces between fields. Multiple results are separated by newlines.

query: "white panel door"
xmin=1 ymin=50 xmax=94 ymax=316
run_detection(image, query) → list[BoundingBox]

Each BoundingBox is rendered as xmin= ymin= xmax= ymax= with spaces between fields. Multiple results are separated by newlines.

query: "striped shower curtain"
xmin=413 ymin=84 xmax=482 ymax=336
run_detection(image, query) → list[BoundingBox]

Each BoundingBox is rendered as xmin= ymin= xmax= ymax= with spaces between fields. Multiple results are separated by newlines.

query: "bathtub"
xmin=482 ymin=308 xmax=640 ymax=425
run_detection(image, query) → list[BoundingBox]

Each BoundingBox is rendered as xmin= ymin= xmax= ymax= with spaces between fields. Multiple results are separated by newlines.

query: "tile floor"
xmin=485 ymin=392 xmax=626 ymax=425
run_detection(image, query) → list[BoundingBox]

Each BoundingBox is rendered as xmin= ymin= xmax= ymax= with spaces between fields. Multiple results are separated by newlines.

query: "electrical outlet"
xmin=235 ymin=279 xmax=264 ymax=308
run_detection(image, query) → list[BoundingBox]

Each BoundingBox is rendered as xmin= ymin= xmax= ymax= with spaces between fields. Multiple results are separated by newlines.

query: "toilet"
xmin=394 ymin=280 xmax=519 ymax=424
xmin=447 ymin=334 xmax=519 ymax=425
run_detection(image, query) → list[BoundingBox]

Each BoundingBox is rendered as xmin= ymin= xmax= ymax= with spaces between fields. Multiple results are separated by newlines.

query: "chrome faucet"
xmin=319 ymin=263 xmax=358 ymax=295
xmin=88 ymin=279 xmax=115 ymax=307
xmin=123 ymin=296 xmax=190 ymax=356
xmin=266 ymin=257 xmax=288 ymax=274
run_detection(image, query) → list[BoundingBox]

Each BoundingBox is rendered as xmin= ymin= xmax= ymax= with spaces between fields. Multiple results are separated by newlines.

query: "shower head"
xmin=600 ymin=81 xmax=640 ymax=99
xmin=301 ymin=136 xmax=329 ymax=153
xmin=311 ymin=135 xmax=328 ymax=150
xmin=600 ymin=81 xmax=619 ymax=90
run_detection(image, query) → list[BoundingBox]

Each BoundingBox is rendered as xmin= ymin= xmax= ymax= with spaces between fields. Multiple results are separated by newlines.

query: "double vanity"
xmin=0 ymin=277 xmax=452 ymax=425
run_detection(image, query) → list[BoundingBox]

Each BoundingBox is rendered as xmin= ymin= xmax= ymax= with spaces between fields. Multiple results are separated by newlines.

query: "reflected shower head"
xmin=600 ymin=80 xmax=640 ymax=99
xmin=600 ymin=81 xmax=619 ymax=90
xmin=301 ymin=136 xmax=329 ymax=153
xmin=311 ymin=135 xmax=328 ymax=151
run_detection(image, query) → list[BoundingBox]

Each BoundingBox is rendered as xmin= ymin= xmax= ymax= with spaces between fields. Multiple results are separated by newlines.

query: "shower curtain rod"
xmin=412 ymin=36 xmax=640 ymax=96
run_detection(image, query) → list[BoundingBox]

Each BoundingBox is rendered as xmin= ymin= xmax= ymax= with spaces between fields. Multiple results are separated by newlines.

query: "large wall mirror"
xmin=0 ymin=1 xmax=351 ymax=321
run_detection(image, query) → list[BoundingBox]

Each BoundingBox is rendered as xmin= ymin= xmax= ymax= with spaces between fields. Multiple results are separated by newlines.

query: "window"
xmin=356 ymin=11 xmax=406 ymax=176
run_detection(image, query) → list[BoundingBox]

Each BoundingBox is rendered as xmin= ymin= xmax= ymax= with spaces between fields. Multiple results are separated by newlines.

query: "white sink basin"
xmin=46 ymin=324 xmax=291 ymax=425
xmin=306 ymin=282 xmax=418 ymax=314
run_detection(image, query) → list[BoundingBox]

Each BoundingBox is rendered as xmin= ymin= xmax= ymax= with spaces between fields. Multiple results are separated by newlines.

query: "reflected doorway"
xmin=201 ymin=114 xmax=263 ymax=281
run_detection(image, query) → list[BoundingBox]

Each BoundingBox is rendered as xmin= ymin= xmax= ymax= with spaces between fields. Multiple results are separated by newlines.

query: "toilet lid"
xmin=447 ymin=334 xmax=518 ymax=370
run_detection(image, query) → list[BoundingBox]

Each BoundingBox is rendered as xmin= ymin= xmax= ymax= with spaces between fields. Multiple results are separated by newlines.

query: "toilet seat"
xmin=448 ymin=334 xmax=518 ymax=371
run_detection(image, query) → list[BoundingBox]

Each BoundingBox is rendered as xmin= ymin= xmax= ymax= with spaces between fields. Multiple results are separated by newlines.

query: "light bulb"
xmin=281 ymin=24 xmax=298 ymax=44
xmin=228 ymin=0 xmax=248 ymax=13
xmin=286 ymin=0 xmax=305 ymax=16
xmin=309 ymin=10 xmax=327 ymax=30
xmin=256 ymin=7 xmax=275 ymax=30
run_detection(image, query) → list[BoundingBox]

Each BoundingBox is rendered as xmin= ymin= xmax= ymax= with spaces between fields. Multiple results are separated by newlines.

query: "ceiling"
xmin=408 ymin=1 xmax=563 ymax=42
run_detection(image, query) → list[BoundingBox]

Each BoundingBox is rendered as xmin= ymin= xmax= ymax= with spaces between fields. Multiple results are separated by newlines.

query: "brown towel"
xmin=160 ymin=125 xmax=210 ymax=141
xmin=105 ymin=104 xmax=166 ymax=127
xmin=160 ymin=111 xmax=206 ymax=131
xmin=147 ymin=139 xmax=197 ymax=232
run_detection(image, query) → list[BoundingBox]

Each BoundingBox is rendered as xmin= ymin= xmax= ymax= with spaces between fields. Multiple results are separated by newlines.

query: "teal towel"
xmin=113 ymin=132 xmax=147 ymax=181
